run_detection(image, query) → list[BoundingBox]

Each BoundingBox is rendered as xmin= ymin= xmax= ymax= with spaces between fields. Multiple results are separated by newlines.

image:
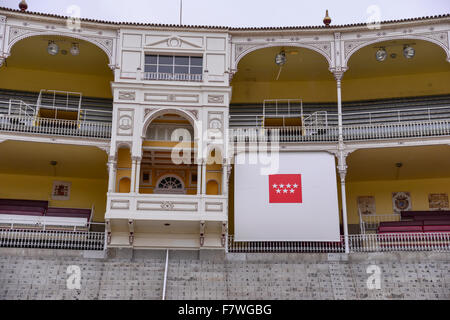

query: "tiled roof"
xmin=0 ymin=6 xmax=449 ymax=31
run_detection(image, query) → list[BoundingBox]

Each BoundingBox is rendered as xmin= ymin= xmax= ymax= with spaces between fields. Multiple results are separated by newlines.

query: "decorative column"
xmin=135 ymin=157 xmax=141 ymax=194
xmin=337 ymin=146 xmax=352 ymax=254
xmin=107 ymin=157 xmax=117 ymax=193
xmin=201 ymin=159 xmax=207 ymax=195
xmin=197 ymin=160 xmax=202 ymax=195
xmin=222 ymin=162 xmax=229 ymax=196
xmin=130 ymin=157 xmax=137 ymax=193
xmin=333 ymin=70 xmax=345 ymax=142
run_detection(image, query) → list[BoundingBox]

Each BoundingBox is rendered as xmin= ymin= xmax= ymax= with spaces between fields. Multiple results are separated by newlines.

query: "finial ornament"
xmin=323 ymin=10 xmax=331 ymax=27
xmin=19 ymin=0 xmax=28 ymax=12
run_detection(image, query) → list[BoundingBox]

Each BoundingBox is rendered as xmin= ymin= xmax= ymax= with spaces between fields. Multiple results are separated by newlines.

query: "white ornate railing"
xmin=230 ymin=126 xmax=338 ymax=143
xmin=342 ymin=119 xmax=450 ymax=141
xmin=229 ymin=119 xmax=450 ymax=143
xmin=143 ymin=72 xmax=203 ymax=82
xmin=359 ymin=214 xmax=401 ymax=234
xmin=0 ymin=222 xmax=105 ymax=251
xmin=0 ymin=114 xmax=111 ymax=139
xmin=228 ymin=233 xmax=450 ymax=253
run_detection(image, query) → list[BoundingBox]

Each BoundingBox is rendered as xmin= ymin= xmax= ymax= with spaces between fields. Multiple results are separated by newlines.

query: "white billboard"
xmin=234 ymin=151 xmax=340 ymax=242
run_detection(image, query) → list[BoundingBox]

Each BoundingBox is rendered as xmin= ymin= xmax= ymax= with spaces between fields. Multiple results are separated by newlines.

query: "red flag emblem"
xmin=269 ymin=174 xmax=302 ymax=203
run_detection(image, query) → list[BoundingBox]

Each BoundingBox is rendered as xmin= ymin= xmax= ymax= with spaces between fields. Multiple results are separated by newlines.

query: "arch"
xmin=118 ymin=177 xmax=131 ymax=193
xmin=6 ymin=31 xmax=114 ymax=67
xmin=206 ymin=179 xmax=220 ymax=195
xmin=345 ymin=36 xmax=450 ymax=68
xmin=154 ymin=174 xmax=186 ymax=194
xmin=234 ymin=43 xmax=333 ymax=72
xmin=142 ymin=108 xmax=198 ymax=140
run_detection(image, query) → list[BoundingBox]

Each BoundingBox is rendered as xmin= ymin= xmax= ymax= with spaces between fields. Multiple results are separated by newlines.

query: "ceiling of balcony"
xmin=5 ymin=35 xmax=112 ymax=76
xmin=0 ymin=141 xmax=108 ymax=179
xmin=346 ymin=144 xmax=450 ymax=181
xmin=346 ymin=39 xmax=450 ymax=79
xmin=233 ymin=39 xmax=450 ymax=83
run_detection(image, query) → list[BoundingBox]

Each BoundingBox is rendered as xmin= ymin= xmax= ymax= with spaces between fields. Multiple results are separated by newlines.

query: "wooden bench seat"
xmin=46 ymin=207 xmax=91 ymax=221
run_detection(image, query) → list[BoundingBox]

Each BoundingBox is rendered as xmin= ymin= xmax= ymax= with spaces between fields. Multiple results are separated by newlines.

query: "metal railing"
xmin=230 ymin=126 xmax=338 ymax=143
xmin=342 ymin=119 xmax=450 ymax=141
xmin=229 ymin=119 xmax=450 ymax=143
xmin=0 ymin=222 xmax=105 ymax=251
xmin=339 ymin=104 xmax=450 ymax=125
xmin=359 ymin=213 xmax=401 ymax=234
xmin=143 ymin=72 xmax=203 ymax=82
xmin=0 ymin=114 xmax=112 ymax=139
xmin=228 ymin=233 xmax=450 ymax=253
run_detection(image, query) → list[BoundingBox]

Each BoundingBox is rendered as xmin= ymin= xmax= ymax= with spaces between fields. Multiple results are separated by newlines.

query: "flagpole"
xmin=179 ymin=0 xmax=183 ymax=25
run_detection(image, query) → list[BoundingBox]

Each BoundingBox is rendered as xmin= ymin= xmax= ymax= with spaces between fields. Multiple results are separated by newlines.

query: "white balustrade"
xmin=0 ymin=114 xmax=111 ymax=138
xmin=0 ymin=222 xmax=105 ymax=250
xmin=143 ymin=72 xmax=203 ymax=82
xmin=228 ymin=233 xmax=450 ymax=253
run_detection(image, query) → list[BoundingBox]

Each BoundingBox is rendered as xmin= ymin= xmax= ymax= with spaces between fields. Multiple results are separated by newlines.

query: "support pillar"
xmin=130 ymin=157 xmax=137 ymax=193
xmin=197 ymin=161 xmax=202 ymax=195
xmin=337 ymin=147 xmax=350 ymax=254
xmin=334 ymin=71 xmax=345 ymax=142
xmin=135 ymin=158 xmax=141 ymax=194
xmin=107 ymin=158 xmax=117 ymax=193
xmin=222 ymin=162 xmax=228 ymax=196
xmin=201 ymin=159 xmax=207 ymax=195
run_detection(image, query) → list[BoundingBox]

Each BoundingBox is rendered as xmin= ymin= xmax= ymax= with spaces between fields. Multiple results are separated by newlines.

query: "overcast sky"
xmin=2 ymin=0 xmax=449 ymax=27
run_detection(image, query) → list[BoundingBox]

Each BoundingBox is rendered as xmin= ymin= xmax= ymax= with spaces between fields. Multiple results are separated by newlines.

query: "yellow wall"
xmin=0 ymin=173 xmax=107 ymax=222
xmin=138 ymin=167 xmax=198 ymax=195
xmin=231 ymin=71 xmax=450 ymax=103
xmin=0 ymin=66 xmax=113 ymax=99
xmin=346 ymin=177 xmax=450 ymax=224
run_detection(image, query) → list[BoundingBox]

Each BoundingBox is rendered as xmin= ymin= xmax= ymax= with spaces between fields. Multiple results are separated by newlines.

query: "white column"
xmin=135 ymin=158 xmax=141 ymax=194
xmin=337 ymin=148 xmax=350 ymax=254
xmin=197 ymin=162 xmax=202 ymax=195
xmin=334 ymin=72 xmax=344 ymax=142
xmin=222 ymin=163 xmax=228 ymax=196
xmin=201 ymin=159 xmax=207 ymax=195
xmin=130 ymin=157 xmax=137 ymax=193
xmin=107 ymin=159 xmax=117 ymax=193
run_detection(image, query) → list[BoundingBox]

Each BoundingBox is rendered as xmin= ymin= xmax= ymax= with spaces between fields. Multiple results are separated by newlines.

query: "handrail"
xmin=143 ymin=72 xmax=203 ymax=82
xmin=0 ymin=114 xmax=112 ymax=139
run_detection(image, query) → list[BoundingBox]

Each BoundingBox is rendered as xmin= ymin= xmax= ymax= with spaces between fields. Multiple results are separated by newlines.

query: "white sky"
xmin=2 ymin=0 xmax=449 ymax=27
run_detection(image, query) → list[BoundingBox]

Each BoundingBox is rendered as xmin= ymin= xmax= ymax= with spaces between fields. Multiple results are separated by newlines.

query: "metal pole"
xmin=179 ymin=0 xmax=183 ymax=25
xmin=162 ymin=249 xmax=169 ymax=300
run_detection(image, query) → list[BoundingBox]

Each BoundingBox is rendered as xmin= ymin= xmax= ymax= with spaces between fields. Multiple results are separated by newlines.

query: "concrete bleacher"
xmin=0 ymin=89 xmax=113 ymax=123
xmin=229 ymin=94 xmax=450 ymax=127
xmin=0 ymin=248 xmax=449 ymax=300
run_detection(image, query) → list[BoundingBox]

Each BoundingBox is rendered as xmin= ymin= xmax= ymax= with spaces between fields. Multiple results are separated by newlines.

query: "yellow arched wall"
xmin=206 ymin=180 xmax=219 ymax=195
xmin=0 ymin=173 xmax=107 ymax=222
xmin=118 ymin=177 xmax=131 ymax=193
xmin=231 ymin=70 xmax=450 ymax=103
xmin=346 ymin=177 xmax=450 ymax=225
xmin=0 ymin=66 xmax=113 ymax=99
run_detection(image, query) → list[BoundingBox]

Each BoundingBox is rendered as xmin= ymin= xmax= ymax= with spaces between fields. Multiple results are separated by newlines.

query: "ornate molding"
xmin=208 ymin=94 xmax=224 ymax=104
xmin=186 ymin=109 xmax=199 ymax=120
xmin=160 ymin=201 xmax=174 ymax=210
xmin=118 ymin=91 xmax=136 ymax=101
xmin=144 ymin=108 xmax=159 ymax=118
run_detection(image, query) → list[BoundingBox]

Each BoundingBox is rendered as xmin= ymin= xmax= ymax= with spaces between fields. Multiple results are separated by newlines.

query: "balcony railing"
xmin=359 ymin=214 xmax=402 ymax=234
xmin=0 ymin=114 xmax=112 ymax=139
xmin=107 ymin=193 xmax=227 ymax=220
xmin=142 ymin=72 xmax=203 ymax=82
xmin=230 ymin=126 xmax=338 ymax=143
xmin=229 ymin=119 xmax=450 ymax=143
xmin=228 ymin=233 xmax=450 ymax=253
xmin=0 ymin=222 xmax=105 ymax=251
